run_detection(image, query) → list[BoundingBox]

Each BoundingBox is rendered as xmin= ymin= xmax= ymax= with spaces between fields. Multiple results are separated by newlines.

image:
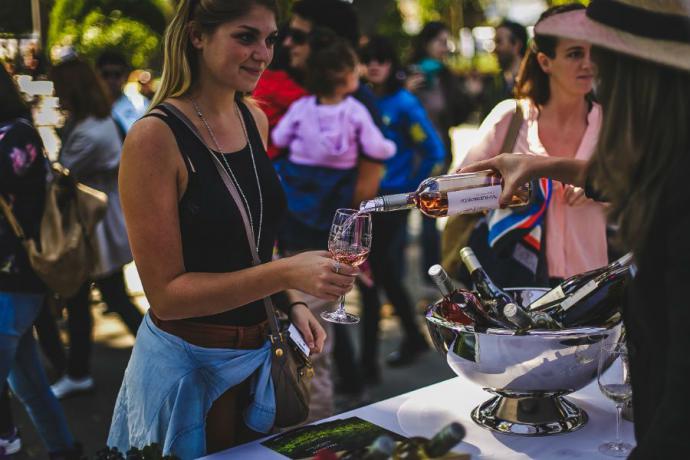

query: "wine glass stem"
xmin=615 ymin=403 xmax=623 ymax=444
xmin=335 ymin=295 xmax=346 ymax=317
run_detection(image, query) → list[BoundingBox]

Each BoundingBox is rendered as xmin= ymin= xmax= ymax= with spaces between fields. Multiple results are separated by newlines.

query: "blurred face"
xmin=190 ymin=5 xmax=278 ymax=93
xmin=365 ymin=58 xmax=392 ymax=86
xmin=494 ymin=27 xmax=520 ymax=70
xmin=538 ymin=38 xmax=595 ymax=97
xmin=283 ymin=15 xmax=312 ymax=71
xmin=99 ymin=64 xmax=127 ymax=98
xmin=425 ymin=30 xmax=450 ymax=60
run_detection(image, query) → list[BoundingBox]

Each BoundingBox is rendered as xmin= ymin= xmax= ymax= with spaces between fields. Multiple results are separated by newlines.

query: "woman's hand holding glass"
xmin=285 ymin=250 xmax=358 ymax=302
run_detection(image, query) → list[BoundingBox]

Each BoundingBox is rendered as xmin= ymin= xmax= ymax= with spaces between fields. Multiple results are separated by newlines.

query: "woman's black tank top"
xmin=144 ymin=101 xmax=286 ymax=325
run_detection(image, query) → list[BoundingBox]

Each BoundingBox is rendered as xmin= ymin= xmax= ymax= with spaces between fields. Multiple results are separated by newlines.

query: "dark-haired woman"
xmin=48 ymin=58 xmax=143 ymax=400
xmin=461 ymin=3 xmax=608 ymax=283
xmin=109 ymin=0 xmax=357 ymax=456
xmin=0 ymin=64 xmax=80 ymax=459
xmin=360 ymin=35 xmax=445 ymax=373
xmin=461 ymin=1 xmax=690 ymax=456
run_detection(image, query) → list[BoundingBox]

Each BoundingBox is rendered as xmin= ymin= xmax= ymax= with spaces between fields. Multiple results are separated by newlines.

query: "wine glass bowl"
xmin=597 ymin=343 xmax=633 ymax=457
xmin=425 ymin=287 xmax=624 ymax=436
xmin=321 ymin=209 xmax=372 ymax=324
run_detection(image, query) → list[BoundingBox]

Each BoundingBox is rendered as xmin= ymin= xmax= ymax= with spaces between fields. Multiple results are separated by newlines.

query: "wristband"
xmin=289 ymin=301 xmax=309 ymax=311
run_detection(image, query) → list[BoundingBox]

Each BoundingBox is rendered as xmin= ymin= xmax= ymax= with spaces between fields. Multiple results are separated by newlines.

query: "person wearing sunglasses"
xmin=254 ymin=0 xmax=370 ymax=161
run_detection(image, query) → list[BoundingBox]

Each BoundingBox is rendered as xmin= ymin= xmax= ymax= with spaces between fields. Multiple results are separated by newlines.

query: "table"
xmin=199 ymin=376 xmax=635 ymax=459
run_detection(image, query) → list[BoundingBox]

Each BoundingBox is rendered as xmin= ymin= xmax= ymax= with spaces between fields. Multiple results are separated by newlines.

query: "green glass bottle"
xmin=392 ymin=423 xmax=466 ymax=459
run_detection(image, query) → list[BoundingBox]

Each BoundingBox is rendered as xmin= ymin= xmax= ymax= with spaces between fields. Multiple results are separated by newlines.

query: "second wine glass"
xmin=597 ymin=342 xmax=633 ymax=457
xmin=321 ymin=208 xmax=372 ymax=324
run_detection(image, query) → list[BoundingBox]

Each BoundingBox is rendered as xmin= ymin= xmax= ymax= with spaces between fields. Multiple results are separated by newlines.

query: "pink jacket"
xmin=271 ymin=95 xmax=395 ymax=170
xmin=462 ymin=99 xmax=608 ymax=278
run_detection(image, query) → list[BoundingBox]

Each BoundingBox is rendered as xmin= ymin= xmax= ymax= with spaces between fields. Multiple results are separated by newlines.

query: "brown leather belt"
xmin=149 ymin=312 xmax=269 ymax=349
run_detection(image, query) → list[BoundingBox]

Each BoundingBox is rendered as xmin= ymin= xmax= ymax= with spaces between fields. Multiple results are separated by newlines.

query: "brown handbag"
xmin=0 ymin=162 xmax=108 ymax=298
xmin=161 ymin=102 xmax=314 ymax=428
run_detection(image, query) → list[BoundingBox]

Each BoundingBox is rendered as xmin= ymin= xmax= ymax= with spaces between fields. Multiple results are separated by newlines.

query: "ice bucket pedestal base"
xmin=471 ymin=393 xmax=588 ymax=436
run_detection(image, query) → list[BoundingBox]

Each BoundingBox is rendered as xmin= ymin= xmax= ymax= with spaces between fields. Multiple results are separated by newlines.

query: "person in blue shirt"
xmin=359 ymin=35 xmax=445 ymax=377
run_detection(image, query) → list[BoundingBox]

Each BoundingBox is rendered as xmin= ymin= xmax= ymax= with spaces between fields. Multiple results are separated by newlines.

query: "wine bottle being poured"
xmin=359 ymin=171 xmax=531 ymax=218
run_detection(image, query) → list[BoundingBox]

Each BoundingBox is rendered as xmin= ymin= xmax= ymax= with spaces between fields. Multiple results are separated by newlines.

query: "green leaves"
xmin=48 ymin=0 xmax=168 ymax=68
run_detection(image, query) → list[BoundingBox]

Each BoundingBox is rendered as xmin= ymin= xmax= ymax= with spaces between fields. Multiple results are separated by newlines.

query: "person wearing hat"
xmin=460 ymin=1 xmax=690 ymax=457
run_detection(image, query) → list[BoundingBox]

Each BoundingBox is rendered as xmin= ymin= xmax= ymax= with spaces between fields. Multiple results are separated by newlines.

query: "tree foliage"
xmin=48 ymin=0 xmax=169 ymax=67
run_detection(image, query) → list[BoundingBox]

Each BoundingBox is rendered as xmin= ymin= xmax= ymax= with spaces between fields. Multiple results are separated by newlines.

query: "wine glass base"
xmin=598 ymin=442 xmax=633 ymax=457
xmin=321 ymin=311 xmax=360 ymax=324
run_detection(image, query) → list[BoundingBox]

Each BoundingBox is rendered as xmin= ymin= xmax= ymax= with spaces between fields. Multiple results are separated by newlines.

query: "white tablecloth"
xmin=199 ymin=376 xmax=635 ymax=459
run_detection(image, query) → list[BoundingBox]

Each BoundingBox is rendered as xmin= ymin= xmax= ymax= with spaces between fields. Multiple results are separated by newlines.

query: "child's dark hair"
xmin=360 ymin=35 xmax=404 ymax=94
xmin=305 ymin=28 xmax=357 ymax=97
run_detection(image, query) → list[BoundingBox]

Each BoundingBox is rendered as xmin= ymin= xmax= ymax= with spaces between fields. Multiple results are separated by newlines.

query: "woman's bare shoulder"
xmin=123 ymin=110 xmax=179 ymax=167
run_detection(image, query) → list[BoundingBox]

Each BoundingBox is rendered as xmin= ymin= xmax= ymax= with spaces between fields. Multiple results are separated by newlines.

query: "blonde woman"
xmin=108 ymin=0 xmax=358 ymax=455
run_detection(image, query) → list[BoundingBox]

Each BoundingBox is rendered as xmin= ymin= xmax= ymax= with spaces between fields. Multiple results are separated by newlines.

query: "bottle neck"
xmin=428 ymin=265 xmax=454 ymax=297
xmin=425 ymin=425 xmax=464 ymax=457
xmin=360 ymin=193 xmax=416 ymax=212
xmin=459 ymin=247 xmax=482 ymax=274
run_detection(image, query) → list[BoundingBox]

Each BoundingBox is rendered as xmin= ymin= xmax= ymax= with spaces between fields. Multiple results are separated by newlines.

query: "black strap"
xmin=500 ymin=102 xmax=523 ymax=154
xmin=142 ymin=109 xmax=197 ymax=174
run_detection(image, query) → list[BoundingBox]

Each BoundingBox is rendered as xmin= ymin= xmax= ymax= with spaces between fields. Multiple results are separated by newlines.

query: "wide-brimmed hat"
xmin=535 ymin=0 xmax=690 ymax=72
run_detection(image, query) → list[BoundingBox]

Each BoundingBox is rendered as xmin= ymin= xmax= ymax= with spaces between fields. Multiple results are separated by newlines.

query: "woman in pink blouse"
xmin=461 ymin=3 xmax=607 ymax=280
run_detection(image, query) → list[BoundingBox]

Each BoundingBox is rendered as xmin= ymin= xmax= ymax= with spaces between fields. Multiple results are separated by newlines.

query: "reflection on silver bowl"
xmin=425 ymin=288 xmax=623 ymax=436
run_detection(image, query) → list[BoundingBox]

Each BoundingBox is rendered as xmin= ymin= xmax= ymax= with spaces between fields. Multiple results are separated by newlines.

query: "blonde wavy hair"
xmin=150 ymin=0 xmax=278 ymax=109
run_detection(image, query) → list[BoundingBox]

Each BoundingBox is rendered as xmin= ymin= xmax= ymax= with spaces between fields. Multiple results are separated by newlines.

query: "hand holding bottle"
xmin=459 ymin=154 xmax=590 ymax=207
xmin=360 ymin=171 xmax=531 ymax=217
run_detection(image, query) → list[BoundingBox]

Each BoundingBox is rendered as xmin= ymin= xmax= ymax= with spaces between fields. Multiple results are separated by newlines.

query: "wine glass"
xmin=321 ymin=208 xmax=372 ymax=324
xmin=597 ymin=342 xmax=633 ymax=457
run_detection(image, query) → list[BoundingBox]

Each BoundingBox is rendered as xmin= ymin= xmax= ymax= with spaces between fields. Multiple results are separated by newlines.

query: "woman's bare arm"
xmin=119 ymin=117 xmax=356 ymax=321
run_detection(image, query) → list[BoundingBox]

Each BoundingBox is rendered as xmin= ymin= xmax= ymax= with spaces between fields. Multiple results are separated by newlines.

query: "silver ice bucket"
xmin=425 ymin=288 xmax=623 ymax=436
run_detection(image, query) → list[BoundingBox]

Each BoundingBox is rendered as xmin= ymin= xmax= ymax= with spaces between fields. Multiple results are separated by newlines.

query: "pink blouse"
xmin=462 ymin=99 xmax=608 ymax=279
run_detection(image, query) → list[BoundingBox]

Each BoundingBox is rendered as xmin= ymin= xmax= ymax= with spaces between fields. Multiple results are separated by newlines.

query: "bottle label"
xmin=560 ymin=280 xmax=598 ymax=311
xmin=447 ymin=185 xmax=502 ymax=215
xmin=529 ymin=286 xmax=565 ymax=310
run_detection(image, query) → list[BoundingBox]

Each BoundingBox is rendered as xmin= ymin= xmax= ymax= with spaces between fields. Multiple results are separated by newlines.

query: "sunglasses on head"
xmin=286 ymin=28 xmax=310 ymax=45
